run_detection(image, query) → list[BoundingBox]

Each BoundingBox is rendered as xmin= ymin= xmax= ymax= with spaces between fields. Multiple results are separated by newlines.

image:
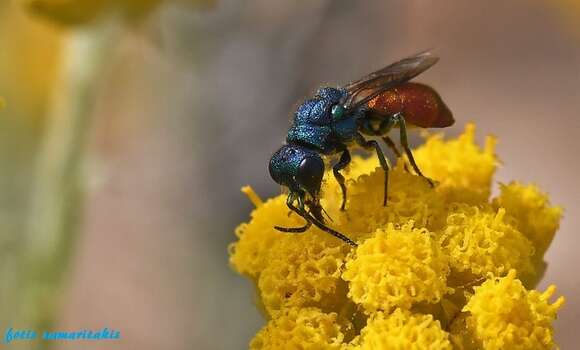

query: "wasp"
xmin=269 ymin=51 xmax=454 ymax=247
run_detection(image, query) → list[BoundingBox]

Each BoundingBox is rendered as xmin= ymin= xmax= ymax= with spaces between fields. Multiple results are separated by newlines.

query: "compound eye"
xmin=331 ymin=104 xmax=345 ymax=120
xmin=297 ymin=156 xmax=324 ymax=196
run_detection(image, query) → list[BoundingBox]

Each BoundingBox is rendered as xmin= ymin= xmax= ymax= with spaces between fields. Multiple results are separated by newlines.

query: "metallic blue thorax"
xmin=286 ymin=87 xmax=361 ymax=154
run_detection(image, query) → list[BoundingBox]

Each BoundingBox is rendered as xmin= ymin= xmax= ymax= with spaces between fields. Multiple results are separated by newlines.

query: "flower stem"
xmin=17 ymin=20 xmax=119 ymax=347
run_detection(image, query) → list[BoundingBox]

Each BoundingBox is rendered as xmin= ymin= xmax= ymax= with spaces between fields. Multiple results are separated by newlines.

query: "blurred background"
xmin=0 ymin=0 xmax=578 ymax=349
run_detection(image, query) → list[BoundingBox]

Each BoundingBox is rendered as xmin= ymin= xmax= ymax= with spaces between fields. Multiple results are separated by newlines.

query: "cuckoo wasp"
xmin=269 ymin=51 xmax=454 ymax=247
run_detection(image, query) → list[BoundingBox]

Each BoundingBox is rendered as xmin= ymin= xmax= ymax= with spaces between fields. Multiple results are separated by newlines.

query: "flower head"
xmin=493 ymin=182 xmax=562 ymax=256
xmin=332 ymin=162 xmax=447 ymax=236
xmin=229 ymin=124 xmax=564 ymax=348
xmin=413 ymin=124 xmax=497 ymax=204
xmin=343 ymin=222 xmax=451 ymax=314
xmin=439 ymin=204 xmax=535 ymax=283
xmin=250 ymin=307 xmax=350 ymax=350
xmin=256 ymin=231 xmax=349 ymax=316
xmin=350 ymin=309 xmax=452 ymax=350
xmin=452 ymin=270 xmax=564 ymax=350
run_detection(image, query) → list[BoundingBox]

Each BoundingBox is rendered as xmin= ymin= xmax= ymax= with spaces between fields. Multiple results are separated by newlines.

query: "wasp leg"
xmin=375 ymin=115 xmax=395 ymax=134
xmin=307 ymin=198 xmax=334 ymax=223
xmin=382 ymin=135 xmax=411 ymax=173
xmin=382 ymin=135 xmax=402 ymax=157
xmin=275 ymin=220 xmax=311 ymax=233
xmin=275 ymin=192 xmax=312 ymax=233
xmin=362 ymin=115 xmax=409 ymax=171
xmin=276 ymin=192 xmax=358 ymax=247
xmin=393 ymin=113 xmax=434 ymax=187
xmin=304 ymin=211 xmax=358 ymax=247
xmin=332 ymin=147 xmax=352 ymax=211
xmin=306 ymin=197 xmax=333 ymax=223
xmin=355 ymin=133 xmax=391 ymax=206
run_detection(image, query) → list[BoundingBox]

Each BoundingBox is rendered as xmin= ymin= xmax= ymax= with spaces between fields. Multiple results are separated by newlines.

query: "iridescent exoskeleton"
xmin=269 ymin=52 xmax=454 ymax=246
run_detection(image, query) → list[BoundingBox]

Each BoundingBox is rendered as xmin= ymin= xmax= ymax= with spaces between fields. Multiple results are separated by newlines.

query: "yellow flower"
xmin=229 ymin=124 xmax=564 ymax=348
xmin=250 ymin=307 xmax=350 ymax=350
xmin=452 ymin=270 xmax=564 ymax=350
xmin=0 ymin=2 xmax=63 ymax=121
xmin=256 ymin=231 xmax=349 ymax=316
xmin=230 ymin=195 xmax=297 ymax=278
xmin=492 ymin=182 xmax=562 ymax=257
xmin=343 ymin=222 xmax=451 ymax=314
xmin=332 ymin=162 xmax=447 ymax=236
xmin=24 ymin=0 xmax=214 ymax=26
xmin=413 ymin=124 xmax=497 ymax=205
xmin=350 ymin=309 xmax=452 ymax=350
xmin=439 ymin=204 xmax=534 ymax=283
xmin=25 ymin=0 xmax=114 ymax=26
xmin=229 ymin=192 xmax=351 ymax=317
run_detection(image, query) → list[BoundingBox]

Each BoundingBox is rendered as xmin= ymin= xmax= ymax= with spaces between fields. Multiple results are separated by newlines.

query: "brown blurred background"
xmin=0 ymin=0 xmax=578 ymax=349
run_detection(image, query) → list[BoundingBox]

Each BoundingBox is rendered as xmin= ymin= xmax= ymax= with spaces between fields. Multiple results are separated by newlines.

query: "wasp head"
xmin=269 ymin=144 xmax=324 ymax=198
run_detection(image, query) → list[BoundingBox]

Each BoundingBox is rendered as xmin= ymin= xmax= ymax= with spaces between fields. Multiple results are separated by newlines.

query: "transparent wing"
xmin=343 ymin=51 xmax=439 ymax=110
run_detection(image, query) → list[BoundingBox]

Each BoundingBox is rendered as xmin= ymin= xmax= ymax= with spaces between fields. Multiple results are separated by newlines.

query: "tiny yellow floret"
xmin=242 ymin=185 xmax=264 ymax=208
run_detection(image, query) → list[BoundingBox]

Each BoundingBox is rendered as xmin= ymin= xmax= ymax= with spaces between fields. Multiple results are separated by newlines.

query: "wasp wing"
xmin=343 ymin=51 xmax=439 ymax=110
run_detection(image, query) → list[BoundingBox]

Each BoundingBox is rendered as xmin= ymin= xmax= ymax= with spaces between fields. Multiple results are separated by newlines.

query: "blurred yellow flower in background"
xmin=0 ymin=1 xmax=63 ymax=124
xmin=0 ymin=0 xmax=217 ymax=345
xmin=24 ymin=0 xmax=215 ymax=26
xmin=549 ymin=0 xmax=580 ymax=38
xmin=229 ymin=124 xmax=564 ymax=349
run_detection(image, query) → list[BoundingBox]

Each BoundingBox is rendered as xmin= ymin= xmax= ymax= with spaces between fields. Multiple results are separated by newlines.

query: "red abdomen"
xmin=367 ymin=82 xmax=454 ymax=128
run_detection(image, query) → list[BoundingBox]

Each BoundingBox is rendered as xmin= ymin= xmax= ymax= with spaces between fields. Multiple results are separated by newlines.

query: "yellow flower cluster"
xmin=229 ymin=124 xmax=564 ymax=349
